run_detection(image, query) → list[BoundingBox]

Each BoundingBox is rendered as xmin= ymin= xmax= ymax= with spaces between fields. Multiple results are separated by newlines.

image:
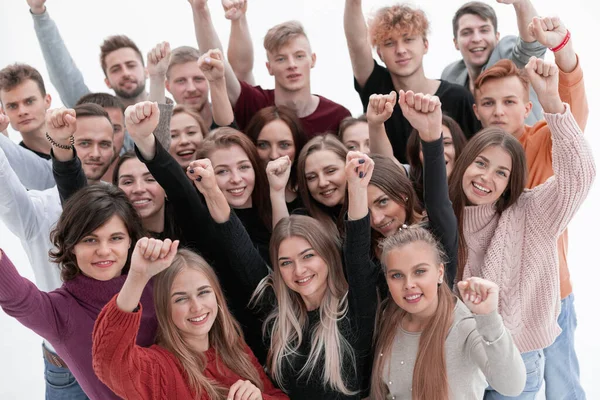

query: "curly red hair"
xmin=368 ymin=5 xmax=429 ymax=47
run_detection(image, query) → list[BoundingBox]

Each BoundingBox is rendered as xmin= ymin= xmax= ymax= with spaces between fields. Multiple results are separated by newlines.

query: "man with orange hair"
xmin=474 ymin=17 xmax=586 ymax=400
xmin=344 ymin=0 xmax=480 ymax=163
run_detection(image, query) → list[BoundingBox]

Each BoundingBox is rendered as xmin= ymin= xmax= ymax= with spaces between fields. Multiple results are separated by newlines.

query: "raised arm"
xmin=266 ymin=156 xmax=292 ymax=228
xmin=188 ymin=0 xmax=242 ymax=105
xmin=398 ymin=91 xmax=458 ymax=284
xmin=497 ymin=0 xmax=538 ymax=43
xmin=146 ymin=41 xmax=171 ymax=105
xmin=0 ymin=133 xmax=54 ymax=190
xmin=367 ymin=91 xmax=396 ymax=158
xmin=28 ymin=0 xmax=90 ymax=107
xmin=199 ymin=49 xmax=235 ymax=126
xmin=223 ymin=0 xmax=256 ymax=85
xmin=344 ymin=0 xmax=375 ymax=88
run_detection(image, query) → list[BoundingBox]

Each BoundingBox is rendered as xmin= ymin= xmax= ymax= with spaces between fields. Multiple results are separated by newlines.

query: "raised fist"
xmin=457 ymin=277 xmax=499 ymax=315
xmin=129 ymin=237 xmax=179 ymax=279
xmin=366 ymin=91 xmax=396 ymax=126
xmin=124 ymin=102 xmax=160 ymax=141
xmin=186 ymin=158 xmax=220 ymax=195
xmin=26 ymin=0 xmax=46 ymax=14
xmin=345 ymin=151 xmax=374 ymax=188
xmin=528 ymin=16 xmax=568 ymax=50
xmin=46 ymin=107 xmax=77 ymax=144
xmin=398 ymin=90 xmax=442 ymax=143
xmin=147 ymin=41 xmax=171 ymax=77
xmin=524 ymin=57 xmax=562 ymax=113
xmin=266 ymin=156 xmax=291 ymax=193
xmin=198 ymin=49 xmax=225 ymax=82
xmin=222 ymin=0 xmax=248 ymax=20
xmin=187 ymin=0 xmax=208 ymax=12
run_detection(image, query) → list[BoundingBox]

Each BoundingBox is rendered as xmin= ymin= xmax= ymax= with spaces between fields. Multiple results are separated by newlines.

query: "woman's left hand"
xmin=344 ymin=151 xmax=374 ymax=189
xmin=457 ymin=277 xmax=499 ymax=315
xmin=227 ymin=379 xmax=263 ymax=400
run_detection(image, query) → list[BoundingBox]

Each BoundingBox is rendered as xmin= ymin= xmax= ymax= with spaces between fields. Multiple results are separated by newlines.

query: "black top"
xmin=20 ymin=141 xmax=51 ymax=160
xmin=50 ymin=148 xmax=88 ymax=205
xmin=354 ymin=59 xmax=481 ymax=163
xmin=211 ymin=211 xmax=379 ymax=399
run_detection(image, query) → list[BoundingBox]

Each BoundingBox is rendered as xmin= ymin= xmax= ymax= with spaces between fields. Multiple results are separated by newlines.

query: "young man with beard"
xmin=473 ymin=17 xmax=587 ymax=399
xmin=188 ymin=0 xmax=351 ymax=137
xmin=442 ymin=0 xmax=546 ymax=125
xmin=344 ymin=1 xmax=480 ymax=163
xmin=0 ymin=103 xmax=114 ymax=400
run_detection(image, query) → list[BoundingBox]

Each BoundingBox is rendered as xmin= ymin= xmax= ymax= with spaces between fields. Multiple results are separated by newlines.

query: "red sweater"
xmin=93 ymin=296 xmax=289 ymax=400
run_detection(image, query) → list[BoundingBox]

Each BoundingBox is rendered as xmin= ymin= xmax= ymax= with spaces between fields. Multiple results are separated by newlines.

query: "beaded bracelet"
xmin=550 ymin=30 xmax=571 ymax=53
xmin=45 ymin=131 xmax=74 ymax=150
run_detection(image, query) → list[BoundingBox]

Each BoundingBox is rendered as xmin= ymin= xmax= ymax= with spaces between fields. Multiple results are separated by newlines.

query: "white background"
xmin=0 ymin=0 xmax=598 ymax=398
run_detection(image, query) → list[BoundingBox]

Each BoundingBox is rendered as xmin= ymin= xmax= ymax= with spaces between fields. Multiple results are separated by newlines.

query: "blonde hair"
xmin=154 ymin=249 xmax=264 ymax=398
xmin=372 ymin=226 xmax=455 ymax=400
xmin=252 ymin=215 xmax=357 ymax=394
xmin=264 ymin=21 xmax=310 ymax=54
xmin=368 ymin=4 xmax=430 ymax=47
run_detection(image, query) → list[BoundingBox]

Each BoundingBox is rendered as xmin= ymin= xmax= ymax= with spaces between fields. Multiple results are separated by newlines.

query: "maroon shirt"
xmin=234 ymin=81 xmax=351 ymax=138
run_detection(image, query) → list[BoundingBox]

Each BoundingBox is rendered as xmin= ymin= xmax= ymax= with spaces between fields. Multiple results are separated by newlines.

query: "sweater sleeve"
xmin=51 ymin=147 xmax=87 ymax=205
xmin=0 ymin=134 xmax=54 ymax=190
xmin=527 ymin=105 xmax=596 ymax=236
xmin=421 ymin=136 xmax=458 ymax=285
xmin=243 ymin=345 xmax=289 ymax=400
xmin=558 ymin=56 xmax=587 ymax=131
xmin=31 ymin=10 xmax=90 ymax=108
xmin=0 ymin=250 xmax=65 ymax=344
xmin=466 ymin=310 xmax=526 ymax=396
xmin=92 ymin=296 xmax=177 ymax=400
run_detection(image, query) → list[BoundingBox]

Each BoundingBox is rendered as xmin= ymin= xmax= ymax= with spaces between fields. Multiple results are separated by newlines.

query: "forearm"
xmin=149 ymin=75 xmax=167 ymax=104
xmin=116 ymin=273 xmax=150 ymax=312
xmin=0 ymin=134 xmax=54 ymax=190
xmin=368 ymin=122 xmax=394 ymax=158
xmin=554 ymin=39 xmax=577 ymax=74
xmin=228 ymin=16 xmax=255 ymax=84
xmin=344 ymin=0 xmax=374 ymax=86
xmin=203 ymin=187 xmax=231 ymax=224
xmin=513 ymin=0 xmax=538 ymax=43
xmin=347 ymin=186 xmax=368 ymax=220
xmin=270 ymin=190 xmax=290 ymax=228
xmin=209 ymin=78 xmax=235 ymax=126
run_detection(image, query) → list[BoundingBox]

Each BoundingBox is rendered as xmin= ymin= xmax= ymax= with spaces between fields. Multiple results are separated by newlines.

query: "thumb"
xmin=151 ymin=102 xmax=160 ymax=118
xmin=64 ymin=114 xmax=77 ymax=126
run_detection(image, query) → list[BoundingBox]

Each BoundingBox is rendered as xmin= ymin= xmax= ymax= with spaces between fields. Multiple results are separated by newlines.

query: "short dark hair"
xmin=452 ymin=1 xmax=498 ymax=39
xmin=100 ymin=35 xmax=144 ymax=75
xmin=76 ymin=92 xmax=125 ymax=114
xmin=49 ymin=185 xmax=146 ymax=281
xmin=0 ymin=63 xmax=46 ymax=97
xmin=73 ymin=103 xmax=111 ymax=124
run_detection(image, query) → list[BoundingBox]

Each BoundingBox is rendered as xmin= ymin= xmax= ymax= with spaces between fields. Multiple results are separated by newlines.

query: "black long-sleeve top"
xmin=211 ymin=211 xmax=379 ymax=399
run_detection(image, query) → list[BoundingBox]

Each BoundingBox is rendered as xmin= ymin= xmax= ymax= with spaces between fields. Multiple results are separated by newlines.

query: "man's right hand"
xmin=26 ymin=0 xmax=46 ymax=15
xmin=46 ymin=107 xmax=77 ymax=145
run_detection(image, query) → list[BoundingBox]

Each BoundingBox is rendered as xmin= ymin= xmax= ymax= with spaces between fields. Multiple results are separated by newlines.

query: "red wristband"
xmin=550 ymin=30 xmax=571 ymax=53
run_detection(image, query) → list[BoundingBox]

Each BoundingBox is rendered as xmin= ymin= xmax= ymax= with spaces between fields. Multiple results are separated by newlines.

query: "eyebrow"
xmin=214 ymin=159 xmax=250 ymax=169
xmin=171 ymin=285 xmax=211 ymax=297
xmin=387 ymin=263 xmax=430 ymax=273
xmin=278 ymin=247 xmax=313 ymax=261
xmin=477 ymin=155 xmax=511 ymax=171
xmin=372 ymin=194 xmax=387 ymax=205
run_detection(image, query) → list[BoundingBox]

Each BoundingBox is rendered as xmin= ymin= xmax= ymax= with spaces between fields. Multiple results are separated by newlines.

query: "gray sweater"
xmin=442 ymin=35 xmax=546 ymax=126
xmin=382 ymin=301 xmax=525 ymax=399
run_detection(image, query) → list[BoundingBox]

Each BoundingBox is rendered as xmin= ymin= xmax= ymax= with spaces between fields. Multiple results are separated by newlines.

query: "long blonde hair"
xmin=154 ymin=249 xmax=264 ymax=399
xmin=252 ymin=215 xmax=356 ymax=394
xmin=372 ymin=227 xmax=455 ymax=400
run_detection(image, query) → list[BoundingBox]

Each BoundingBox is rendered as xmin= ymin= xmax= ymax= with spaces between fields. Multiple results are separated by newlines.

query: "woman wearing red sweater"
xmin=92 ymin=237 xmax=288 ymax=400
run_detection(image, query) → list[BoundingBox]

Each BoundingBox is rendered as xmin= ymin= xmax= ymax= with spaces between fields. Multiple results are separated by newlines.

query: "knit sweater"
xmin=93 ymin=296 xmax=288 ymax=400
xmin=462 ymin=106 xmax=595 ymax=353
xmin=0 ymin=250 xmax=158 ymax=400
xmin=383 ymin=301 xmax=525 ymax=399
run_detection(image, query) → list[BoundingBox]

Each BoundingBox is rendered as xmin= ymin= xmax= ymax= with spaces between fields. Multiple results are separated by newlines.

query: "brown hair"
xmin=76 ymin=92 xmax=125 ymax=114
xmin=100 ymin=35 xmax=144 ymax=75
xmin=368 ymin=4 xmax=430 ymax=47
xmin=73 ymin=102 xmax=111 ymax=123
xmin=264 ymin=21 xmax=310 ymax=54
xmin=167 ymin=46 xmax=201 ymax=79
xmin=172 ymin=104 xmax=208 ymax=137
xmin=0 ymin=63 xmax=46 ymax=97
xmin=337 ymin=114 xmax=368 ymax=143
xmin=452 ymin=1 xmax=498 ymax=39
xmin=296 ymin=134 xmax=348 ymax=235
xmin=198 ymin=127 xmax=272 ymax=230
xmin=407 ymin=115 xmax=468 ymax=205
xmin=245 ymin=105 xmax=308 ymax=188
xmin=448 ymin=127 xmax=527 ymax=279
xmin=49 ymin=185 xmax=146 ymax=281
xmin=372 ymin=225 xmax=455 ymax=400
xmin=474 ymin=59 xmax=530 ymax=102
xmin=154 ymin=249 xmax=264 ymax=398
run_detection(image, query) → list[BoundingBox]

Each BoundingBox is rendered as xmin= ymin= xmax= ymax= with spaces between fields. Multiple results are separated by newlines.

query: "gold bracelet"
xmin=45 ymin=132 xmax=74 ymax=150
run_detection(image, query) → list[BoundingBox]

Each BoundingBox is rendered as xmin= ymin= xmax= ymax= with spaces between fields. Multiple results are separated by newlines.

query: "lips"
xmin=92 ymin=260 xmax=115 ymax=269
xmin=295 ymin=274 xmax=315 ymax=286
xmin=287 ymin=73 xmax=302 ymax=80
xmin=188 ymin=313 xmax=209 ymax=325
xmin=19 ymin=118 xmax=34 ymax=125
xmin=472 ymin=181 xmax=492 ymax=194
xmin=132 ymin=199 xmax=152 ymax=208
xmin=176 ymin=149 xmax=196 ymax=159
xmin=377 ymin=219 xmax=395 ymax=234
xmin=404 ymin=293 xmax=422 ymax=303
xmin=470 ymin=47 xmax=485 ymax=53
xmin=227 ymin=187 xmax=246 ymax=197
xmin=395 ymin=58 xmax=411 ymax=65
xmin=320 ymin=188 xmax=336 ymax=198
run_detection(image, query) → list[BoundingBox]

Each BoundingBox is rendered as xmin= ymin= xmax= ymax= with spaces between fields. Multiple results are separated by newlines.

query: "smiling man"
xmin=442 ymin=0 xmax=546 ymax=125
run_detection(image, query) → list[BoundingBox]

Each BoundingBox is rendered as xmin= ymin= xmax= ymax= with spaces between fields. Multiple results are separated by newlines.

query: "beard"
xmin=113 ymin=79 xmax=146 ymax=100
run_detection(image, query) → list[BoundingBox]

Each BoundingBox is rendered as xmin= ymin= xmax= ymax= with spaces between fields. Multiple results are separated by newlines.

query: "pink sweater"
xmin=462 ymin=105 xmax=595 ymax=353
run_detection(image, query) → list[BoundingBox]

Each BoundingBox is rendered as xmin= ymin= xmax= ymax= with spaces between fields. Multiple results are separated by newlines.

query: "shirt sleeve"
xmin=51 ymin=147 xmax=87 ymax=205
xmin=0 ymin=134 xmax=55 ymax=190
xmin=233 ymin=81 xmax=272 ymax=131
xmin=558 ymin=56 xmax=587 ymax=132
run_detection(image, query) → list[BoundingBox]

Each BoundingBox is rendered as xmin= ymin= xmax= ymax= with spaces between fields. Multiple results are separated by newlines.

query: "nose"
xmin=294 ymin=262 xmax=308 ymax=277
xmin=288 ymin=57 xmax=297 ymax=69
xmin=317 ymin=174 xmax=329 ymax=188
xmin=395 ymin=42 xmax=406 ymax=54
xmin=89 ymin=144 xmax=101 ymax=159
xmin=492 ymin=103 xmax=505 ymax=117
xmin=404 ymin=276 xmax=416 ymax=290
xmin=179 ymin=134 xmax=191 ymax=145
xmin=370 ymin=208 xmax=385 ymax=226
xmin=17 ymin=104 xmax=28 ymax=116
xmin=269 ymin=147 xmax=279 ymax=161
xmin=229 ymin=169 xmax=242 ymax=184
xmin=472 ymin=30 xmax=482 ymax=42
xmin=189 ymin=296 xmax=201 ymax=313
xmin=185 ymin=79 xmax=196 ymax=92
xmin=95 ymin=241 xmax=111 ymax=256
xmin=132 ymin=180 xmax=145 ymax=194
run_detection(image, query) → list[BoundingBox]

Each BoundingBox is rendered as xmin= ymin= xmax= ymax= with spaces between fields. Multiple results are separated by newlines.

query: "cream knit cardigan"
xmin=462 ymin=105 xmax=595 ymax=353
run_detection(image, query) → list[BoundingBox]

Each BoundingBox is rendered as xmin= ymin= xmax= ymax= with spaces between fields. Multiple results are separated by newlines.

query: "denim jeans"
xmin=543 ymin=293 xmax=586 ymax=399
xmin=43 ymin=345 xmax=89 ymax=400
xmin=484 ymin=350 xmax=545 ymax=399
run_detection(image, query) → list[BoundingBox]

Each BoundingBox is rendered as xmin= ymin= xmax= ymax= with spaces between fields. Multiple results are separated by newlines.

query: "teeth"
xmin=322 ymin=189 xmax=335 ymax=196
xmin=178 ymin=150 xmax=194 ymax=156
xmin=95 ymin=261 xmax=112 ymax=266
xmin=471 ymin=47 xmax=484 ymax=52
xmin=228 ymin=188 xmax=244 ymax=194
xmin=378 ymin=220 xmax=393 ymax=229
xmin=405 ymin=294 xmax=421 ymax=300
xmin=297 ymin=276 xmax=312 ymax=283
xmin=473 ymin=182 xmax=491 ymax=193
xmin=133 ymin=200 xmax=150 ymax=205
xmin=189 ymin=314 xmax=208 ymax=322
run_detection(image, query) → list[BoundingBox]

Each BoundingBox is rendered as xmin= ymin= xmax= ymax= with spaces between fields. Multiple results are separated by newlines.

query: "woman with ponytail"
xmin=371 ymin=226 xmax=525 ymax=399
xmin=93 ymin=238 xmax=288 ymax=400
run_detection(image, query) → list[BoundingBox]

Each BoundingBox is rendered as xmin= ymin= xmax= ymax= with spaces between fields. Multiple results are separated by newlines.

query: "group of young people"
xmin=0 ymin=0 xmax=593 ymax=399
